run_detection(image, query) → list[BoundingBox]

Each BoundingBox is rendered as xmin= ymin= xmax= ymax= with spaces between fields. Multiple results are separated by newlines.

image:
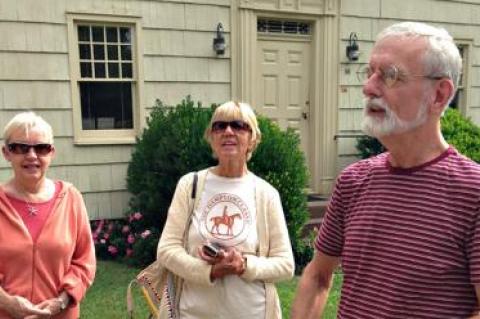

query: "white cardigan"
xmin=157 ymin=168 xmax=295 ymax=319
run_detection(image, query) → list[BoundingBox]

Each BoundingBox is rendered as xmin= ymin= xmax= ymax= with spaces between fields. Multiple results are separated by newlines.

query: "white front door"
xmin=254 ymin=37 xmax=312 ymax=177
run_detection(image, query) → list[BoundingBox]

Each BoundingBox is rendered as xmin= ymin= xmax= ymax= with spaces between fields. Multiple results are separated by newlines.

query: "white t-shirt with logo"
xmin=179 ymin=171 xmax=266 ymax=319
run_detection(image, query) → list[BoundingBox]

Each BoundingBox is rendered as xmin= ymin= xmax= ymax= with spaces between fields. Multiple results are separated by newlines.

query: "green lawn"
xmin=81 ymin=260 xmax=342 ymax=318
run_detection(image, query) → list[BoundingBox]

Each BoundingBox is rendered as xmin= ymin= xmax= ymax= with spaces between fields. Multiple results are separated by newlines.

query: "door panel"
xmin=255 ymin=38 xmax=312 ymax=176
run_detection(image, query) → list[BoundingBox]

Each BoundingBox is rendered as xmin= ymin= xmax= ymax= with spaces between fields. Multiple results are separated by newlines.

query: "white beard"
xmin=362 ymin=98 xmax=428 ymax=137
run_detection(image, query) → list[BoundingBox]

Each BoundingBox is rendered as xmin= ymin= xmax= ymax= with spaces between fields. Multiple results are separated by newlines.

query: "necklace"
xmin=26 ymin=202 xmax=39 ymax=217
xmin=10 ymin=180 xmax=52 ymax=217
xmin=16 ymin=189 xmax=42 ymax=217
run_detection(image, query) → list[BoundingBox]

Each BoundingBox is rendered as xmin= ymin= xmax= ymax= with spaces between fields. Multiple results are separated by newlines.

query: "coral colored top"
xmin=0 ymin=181 xmax=96 ymax=319
xmin=6 ymin=181 xmax=61 ymax=242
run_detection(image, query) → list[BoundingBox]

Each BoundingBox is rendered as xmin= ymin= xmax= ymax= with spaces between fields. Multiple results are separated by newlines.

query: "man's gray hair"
xmin=377 ymin=22 xmax=462 ymax=100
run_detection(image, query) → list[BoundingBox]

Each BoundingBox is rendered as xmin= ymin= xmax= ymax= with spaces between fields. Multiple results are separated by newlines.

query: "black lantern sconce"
xmin=213 ymin=23 xmax=226 ymax=55
xmin=346 ymin=32 xmax=360 ymax=61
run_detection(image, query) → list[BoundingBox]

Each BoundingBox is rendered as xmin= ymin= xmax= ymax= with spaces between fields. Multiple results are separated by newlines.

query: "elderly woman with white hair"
xmin=0 ymin=112 xmax=95 ymax=319
xmin=157 ymin=101 xmax=294 ymax=319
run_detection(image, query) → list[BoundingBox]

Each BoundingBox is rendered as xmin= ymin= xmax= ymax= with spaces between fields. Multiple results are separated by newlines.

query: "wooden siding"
xmin=141 ymin=2 xmax=231 ymax=108
xmin=144 ymin=82 xmax=230 ymax=107
xmin=3 ymin=0 xmax=480 ymax=217
xmin=0 ymin=0 xmax=232 ymax=219
xmin=338 ymin=0 xmax=480 ymax=171
xmin=0 ymin=81 xmax=71 ymax=110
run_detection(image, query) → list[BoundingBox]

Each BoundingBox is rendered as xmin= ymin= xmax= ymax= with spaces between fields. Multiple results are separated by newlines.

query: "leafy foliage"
xmin=441 ymin=108 xmax=480 ymax=162
xmin=355 ymin=108 xmax=480 ymax=162
xmin=356 ymin=135 xmax=386 ymax=159
xmin=91 ymin=212 xmax=158 ymax=266
xmin=249 ymin=117 xmax=310 ymax=270
xmin=126 ymin=97 xmax=310 ymax=269
xmin=127 ymin=97 xmax=215 ymax=229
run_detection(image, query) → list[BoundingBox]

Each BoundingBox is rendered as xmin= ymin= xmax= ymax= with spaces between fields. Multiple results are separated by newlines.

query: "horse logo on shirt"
xmin=200 ymin=193 xmax=252 ymax=243
xmin=210 ymin=206 xmax=243 ymax=236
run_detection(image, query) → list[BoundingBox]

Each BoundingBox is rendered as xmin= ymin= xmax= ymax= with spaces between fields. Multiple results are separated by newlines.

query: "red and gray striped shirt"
xmin=316 ymin=147 xmax=480 ymax=318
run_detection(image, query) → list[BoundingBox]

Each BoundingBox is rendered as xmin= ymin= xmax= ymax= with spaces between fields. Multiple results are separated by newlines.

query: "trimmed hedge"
xmin=441 ymin=108 xmax=480 ymax=162
xmin=356 ymin=135 xmax=386 ymax=159
xmin=127 ymin=98 xmax=215 ymax=231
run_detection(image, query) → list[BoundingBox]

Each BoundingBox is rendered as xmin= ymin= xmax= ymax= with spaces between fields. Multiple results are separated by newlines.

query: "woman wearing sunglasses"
xmin=157 ymin=101 xmax=294 ymax=319
xmin=0 ymin=112 xmax=95 ymax=319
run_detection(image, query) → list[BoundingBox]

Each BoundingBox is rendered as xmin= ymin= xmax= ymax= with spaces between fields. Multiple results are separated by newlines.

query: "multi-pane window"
xmin=449 ymin=44 xmax=467 ymax=112
xmin=77 ymin=24 xmax=134 ymax=130
xmin=257 ymin=19 xmax=311 ymax=35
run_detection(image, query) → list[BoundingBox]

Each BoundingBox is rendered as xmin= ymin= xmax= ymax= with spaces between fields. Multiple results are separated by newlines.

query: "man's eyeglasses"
xmin=211 ymin=120 xmax=251 ymax=133
xmin=357 ymin=65 xmax=444 ymax=88
xmin=7 ymin=143 xmax=53 ymax=156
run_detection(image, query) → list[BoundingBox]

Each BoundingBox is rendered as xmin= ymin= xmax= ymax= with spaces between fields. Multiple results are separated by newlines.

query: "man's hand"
xmin=291 ymin=252 xmax=340 ymax=319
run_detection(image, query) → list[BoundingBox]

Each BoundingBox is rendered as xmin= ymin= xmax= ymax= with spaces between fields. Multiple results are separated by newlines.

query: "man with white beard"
xmin=291 ymin=22 xmax=480 ymax=319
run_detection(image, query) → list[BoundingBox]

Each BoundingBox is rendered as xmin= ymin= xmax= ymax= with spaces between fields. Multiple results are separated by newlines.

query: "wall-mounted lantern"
xmin=346 ymin=32 xmax=360 ymax=61
xmin=213 ymin=23 xmax=226 ymax=55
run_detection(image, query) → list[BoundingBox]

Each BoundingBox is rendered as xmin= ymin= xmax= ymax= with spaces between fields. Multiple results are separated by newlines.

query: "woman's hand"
xmin=26 ymin=297 xmax=64 ymax=318
xmin=3 ymin=295 xmax=51 ymax=319
xmin=206 ymin=247 xmax=246 ymax=281
xmin=23 ymin=292 xmax=70 ymax=319
xmin=197 ymin=244 xmax=226 ymax=265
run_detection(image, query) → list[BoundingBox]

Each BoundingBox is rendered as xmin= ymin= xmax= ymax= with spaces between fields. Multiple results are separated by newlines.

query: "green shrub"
xmin=90 ymin=212 xmax=159 ymax=266
xmin=356 ymin=135 xmax=386 ymax=159
xmin=248 ymin=117 xmax=310 ymax=270
xmin=356 ymin=108 xmax=480 ymax=162
xmin=126 ymin=97 xmax=215 ymax=230
xmin=126 ymin=97 xmax=310 ymax=269
xmin=129 ymin=228 xmax=161 ymax=267
xmin=441 ymin=108 xmax=480 ymax=162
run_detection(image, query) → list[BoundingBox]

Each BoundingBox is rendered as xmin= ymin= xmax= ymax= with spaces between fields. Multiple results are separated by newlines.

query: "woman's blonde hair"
xmin=3 ymin=112 xmax=54 ymax=144
xmin=204 ymin=101 xmax=261 ymax=161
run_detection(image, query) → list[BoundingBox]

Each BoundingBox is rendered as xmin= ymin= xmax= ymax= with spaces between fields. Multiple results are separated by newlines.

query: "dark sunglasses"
xmin=7 ymin=143 xmax=53 ymax=156
xmin=211 ymin=120 xmax=251 ymax=132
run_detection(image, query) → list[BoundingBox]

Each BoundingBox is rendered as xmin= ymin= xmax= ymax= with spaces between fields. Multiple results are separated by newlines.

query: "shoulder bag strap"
xmin=129 ymin=172 xmax=199 ymax=319
xmin=191 ymin=172 xmax=198 ymax=200
xmin=184 ymin=172 xmax=198 ymax=244
xmin=167 ymin=172 xmax=198 ymax=319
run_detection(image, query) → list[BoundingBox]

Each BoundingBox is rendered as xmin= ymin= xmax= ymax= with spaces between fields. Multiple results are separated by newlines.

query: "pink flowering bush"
xmin=90 ymin=212 xmax=160 ymax=266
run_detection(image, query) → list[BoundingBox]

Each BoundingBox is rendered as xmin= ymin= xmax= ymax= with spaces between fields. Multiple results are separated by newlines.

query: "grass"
xmin=81 ymin=260 xmax=342 ymax=318
xmin=81 ymin=261 xmax=150 ymax=318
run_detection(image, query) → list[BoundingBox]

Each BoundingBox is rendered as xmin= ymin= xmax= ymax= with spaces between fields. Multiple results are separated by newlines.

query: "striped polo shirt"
xmin=316 ymin=147 xmax=480 ymax=318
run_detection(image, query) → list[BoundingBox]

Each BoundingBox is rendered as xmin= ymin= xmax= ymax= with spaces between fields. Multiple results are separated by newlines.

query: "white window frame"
xmin=67 ymin=13 xmax=144 ymax=144
xmin=451 ymin=41 xmax=471 ymax=116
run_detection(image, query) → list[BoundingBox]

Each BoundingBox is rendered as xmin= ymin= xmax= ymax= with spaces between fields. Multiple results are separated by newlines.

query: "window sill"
xmin=74 ymin=135 xmax=137 ymax=145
